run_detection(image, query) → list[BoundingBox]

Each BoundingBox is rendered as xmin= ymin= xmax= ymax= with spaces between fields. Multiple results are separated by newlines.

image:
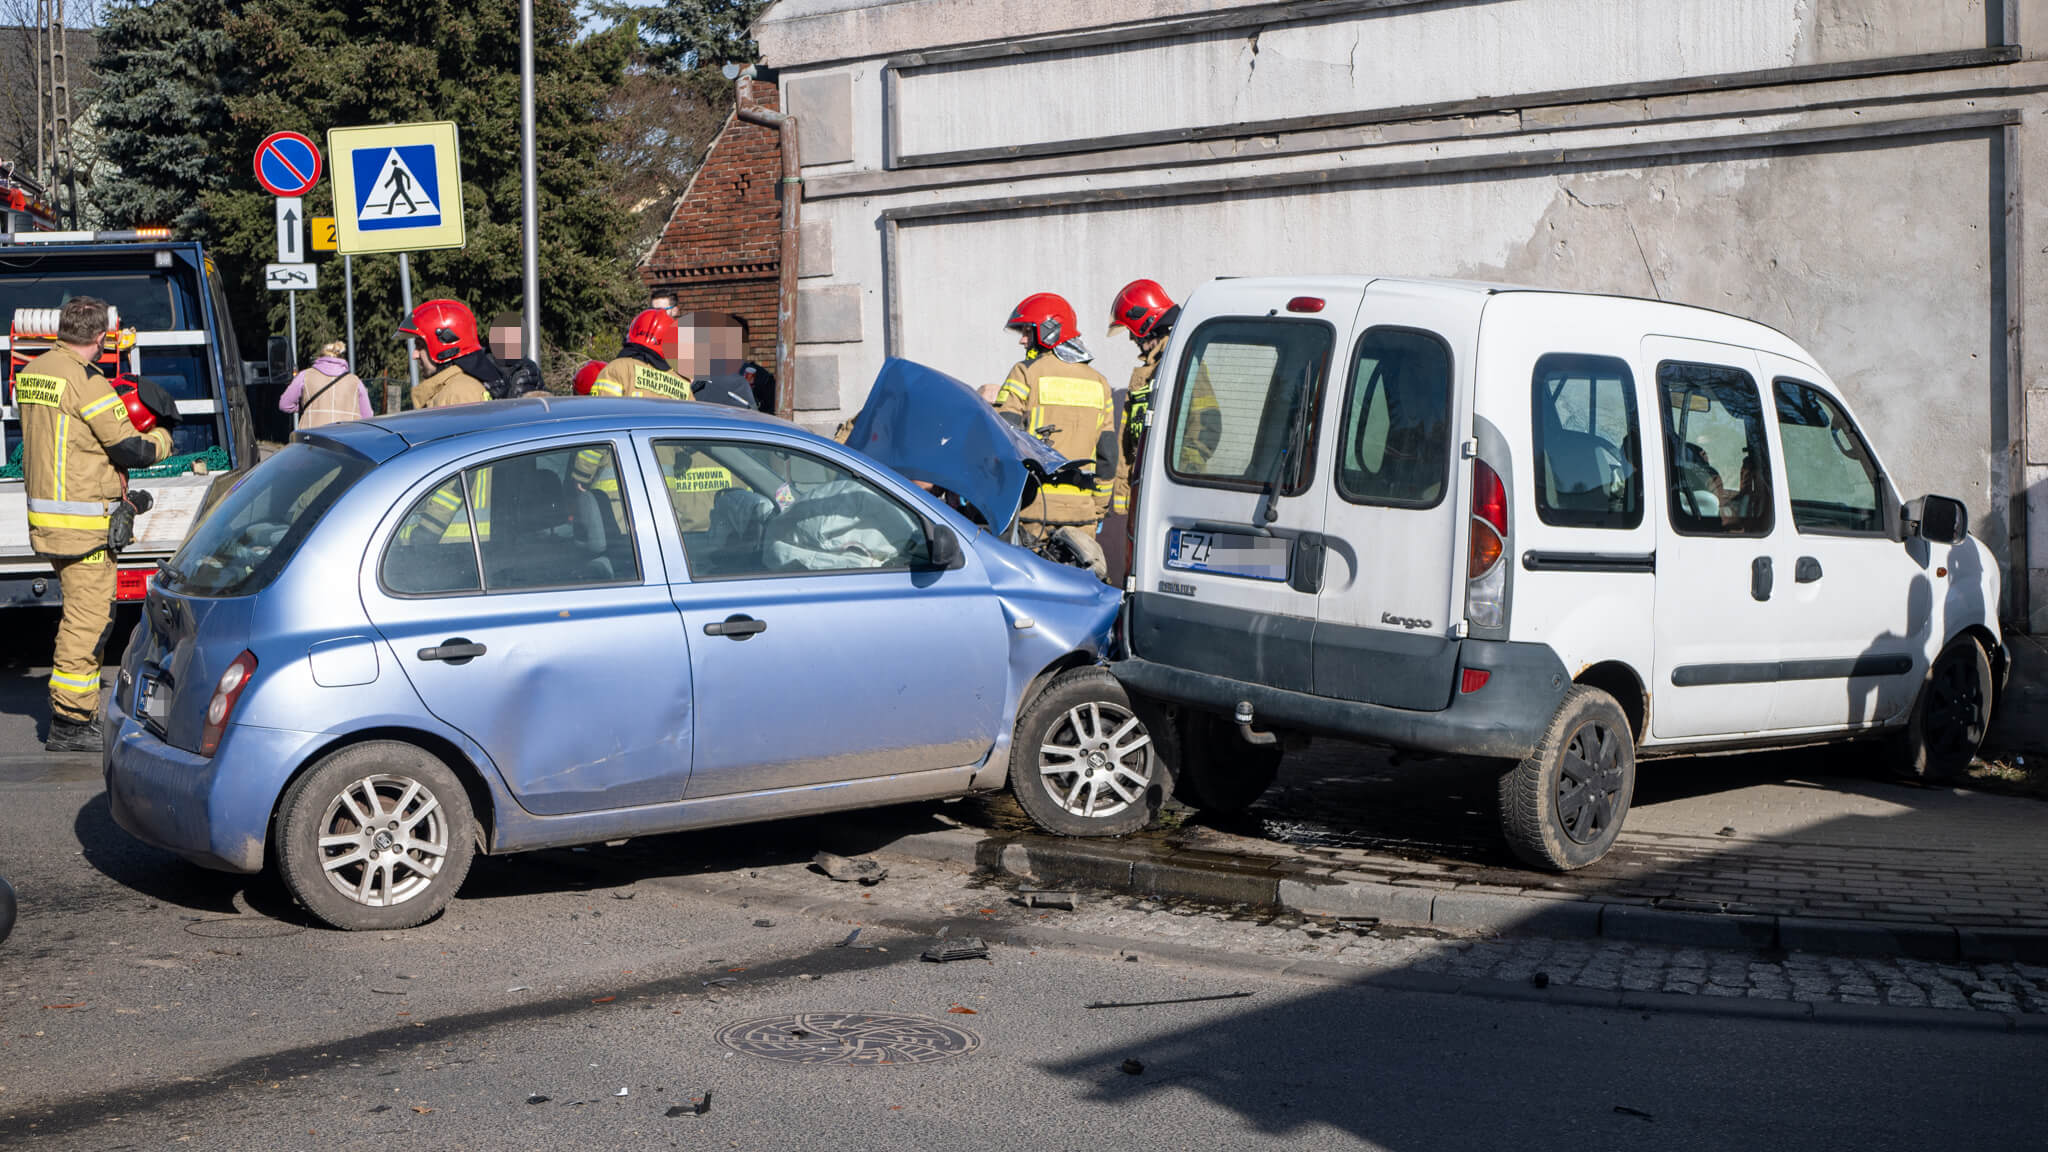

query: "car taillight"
xmin=1466 ymin=460 xmax=1508 ymax=629
xmin=199 ymin=650 xmax=256 ymax=757
xmin=115 ymin=567 xmax=151 ymax=601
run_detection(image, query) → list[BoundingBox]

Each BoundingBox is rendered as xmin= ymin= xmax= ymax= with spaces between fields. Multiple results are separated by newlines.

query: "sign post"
xmin=254 ymin=132 xmax=323 ymax=379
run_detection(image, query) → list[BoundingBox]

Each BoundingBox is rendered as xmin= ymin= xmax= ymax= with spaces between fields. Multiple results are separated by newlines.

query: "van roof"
xmin=1200 ymin=275 xmax=1810 ymax=359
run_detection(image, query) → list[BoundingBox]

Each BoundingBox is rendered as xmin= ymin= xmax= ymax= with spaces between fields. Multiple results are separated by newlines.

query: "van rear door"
xmin=1308 ymin=281 xmax=1474 ymax=711
xmin=1126 ymin=282 xmax=1359 ymax=694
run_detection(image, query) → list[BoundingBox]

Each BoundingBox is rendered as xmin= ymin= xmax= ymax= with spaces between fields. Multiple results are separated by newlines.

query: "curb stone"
xmin=846 ymin=825 xmax=2048 ymax=964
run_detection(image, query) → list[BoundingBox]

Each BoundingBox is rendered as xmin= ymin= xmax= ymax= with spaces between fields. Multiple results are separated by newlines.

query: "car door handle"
xmin=704 ymin=615 xmax=767 ymax=639
xmin=1795 ymin=556 xmax=1823 ymax=583
xmin=417 ymin=639 xmax=486 ymax=664
xmin=1751 ymin=556 xmax=1774 ymax=601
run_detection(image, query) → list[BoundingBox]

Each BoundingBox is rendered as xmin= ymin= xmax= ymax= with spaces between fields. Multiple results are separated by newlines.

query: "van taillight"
xmin=199 ymin=650 xmax=257 ymax=757
xmin=1468 ymin=460 xmax=1507 ymax=579
xmin=115 ymin=568 xmax=151 ymax=601
xmin=1466 ymin=460 xmax=1508 ymax=630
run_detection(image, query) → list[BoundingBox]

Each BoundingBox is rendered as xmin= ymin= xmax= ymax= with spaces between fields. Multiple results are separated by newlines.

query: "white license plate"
xmin=1165 ymin=528 xmax=1291 ymax=582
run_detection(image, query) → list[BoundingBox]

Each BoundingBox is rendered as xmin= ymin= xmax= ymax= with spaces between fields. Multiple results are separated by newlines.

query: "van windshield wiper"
xmin=1256 ymin=379 xmax=1313 ymax=525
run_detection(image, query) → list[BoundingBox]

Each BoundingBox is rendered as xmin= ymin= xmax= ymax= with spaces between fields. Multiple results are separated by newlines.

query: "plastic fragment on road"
xmin=664 ymin=1091 xmax=712 ymax=1117
xmin=526 ymin=1094 xmax=549 ymax=1105
xmin=1120 ymin=1059 xmax=1144 ymax=1076
xmin=812 ymin=850 xmax=889 ymax=885
xmin=1085 ymin=991 xmax=1253 ymax=1010
xmin=1017 ymin=890 xmax=1079 ymax=910
xmin=922 ymin=936 xmax=990 ymax=963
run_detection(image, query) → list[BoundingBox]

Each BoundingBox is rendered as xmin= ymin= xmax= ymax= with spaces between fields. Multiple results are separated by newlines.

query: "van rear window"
xmin=162 ymin=443 xmax=370 ymax=597
xmin=1165 ymin=319 xmax=1332 ymax=492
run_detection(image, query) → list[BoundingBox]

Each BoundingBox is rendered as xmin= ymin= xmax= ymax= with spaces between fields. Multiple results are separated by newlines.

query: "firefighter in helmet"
xmin=1109 ymin=279 xmax=1218 ymax=514
xmin=17 ymin=296 xmax=177 ymax=751
xmin=587 ymin=309 xmax=692 ymax=400
xmin=397 ymin=299 xmax=493 ymax=408
xmin=994 ymin=293 xmax=1116 ymax=577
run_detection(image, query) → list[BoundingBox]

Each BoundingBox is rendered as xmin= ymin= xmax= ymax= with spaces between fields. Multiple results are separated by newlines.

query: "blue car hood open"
xmin=844 ymin=358 xmax=1071 ymax=536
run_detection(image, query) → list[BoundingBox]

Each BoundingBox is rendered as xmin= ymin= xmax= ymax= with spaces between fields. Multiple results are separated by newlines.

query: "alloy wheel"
xmin=1038 ymin=701 xmax=1153 ymax=820
xmin=316 ymin=774 xmax=451 ymax=908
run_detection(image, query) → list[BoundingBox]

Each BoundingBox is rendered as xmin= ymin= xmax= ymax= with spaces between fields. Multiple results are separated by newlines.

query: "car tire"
xmin=1896 ymin=636 xmax=1992 ymax=782
xmin=0 ymin=874 xmax=15 ymax=946
xmin=275 ymin=741 xmax=477 ymax=931
xmin=1498 ymin=685 xmax=1635 ymax=871
xmin=1172 ymin=711 xmax=1282 ymax=814
xmin=1010 ymin=667 xmax=1170 ymax=837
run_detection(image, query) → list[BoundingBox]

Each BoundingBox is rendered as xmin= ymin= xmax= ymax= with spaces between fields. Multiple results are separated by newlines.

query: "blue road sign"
xmin=351 ymin=145 xmax=442 ymax=231
xmin=254 ymin=132 xmax=322 ymax=198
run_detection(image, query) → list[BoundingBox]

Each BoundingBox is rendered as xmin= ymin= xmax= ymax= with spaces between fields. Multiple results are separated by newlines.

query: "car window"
xmin=1166 ymin=318 xmax=1332 ymax=492
xmin=1533 ymin=353 xmax=1642 ymax=529
xmin=474 ymin=446 xmax=639 ymax=590
xmin=164 ymin=441 xmax=369 ymax=597
xmin=1657 ymin=361 xmax=1773 ymax=537
xmin=1336 ymin=327 xmax=1451 ymax=508
xmin=655 ymin=440 xmax=933 ymax=578
xmin=382 ymin=444 xmax=640 ymax=596
xmin=1773 ymin=379 xmax=1884 ymax=535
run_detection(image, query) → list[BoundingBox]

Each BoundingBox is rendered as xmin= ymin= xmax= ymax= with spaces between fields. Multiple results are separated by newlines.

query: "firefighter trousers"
xmin=51 ymin=550 xmax=116 ymax=725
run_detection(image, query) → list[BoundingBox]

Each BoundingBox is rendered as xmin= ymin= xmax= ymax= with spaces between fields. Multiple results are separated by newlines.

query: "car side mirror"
xmin=266 ymin=335 xmax=292 ymax=386
xmin=923 ymin=521 xmax=965 ymax=570
xmin=1903 ymin=495 xmax=1968 ymax=546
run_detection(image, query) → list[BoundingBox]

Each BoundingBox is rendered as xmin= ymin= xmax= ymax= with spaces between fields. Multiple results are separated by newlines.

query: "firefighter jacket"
xmin=590 ymin=355 xmax=691 ymax=401
xmin=413 ymin=363 xmax=489 ymax=408
xmin=996 ymin=351 xmax=1115 ymax=526
xmin=15 ymin=343 xmax=173 ymax=558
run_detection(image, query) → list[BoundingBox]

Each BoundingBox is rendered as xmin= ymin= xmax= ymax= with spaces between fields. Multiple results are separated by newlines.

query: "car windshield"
xmin=163 ymin=442 xmax=370 ymax=597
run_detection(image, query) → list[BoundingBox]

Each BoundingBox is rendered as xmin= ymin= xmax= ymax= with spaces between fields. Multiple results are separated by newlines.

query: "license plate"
xmin=1164 ymin=528 xmax=1291 ymax=582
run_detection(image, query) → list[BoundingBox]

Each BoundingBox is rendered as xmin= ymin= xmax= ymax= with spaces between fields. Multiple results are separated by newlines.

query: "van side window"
xmin=1532 ymin=354 xmax=1641 ymax=529
xmin=1166 ymin=319 xmax=1332 ymax=493
xmin=1773 ymin=379 xmax=1883 ymax=535
xmin=1657 ymin=362 xmax=1773 ymax=537
xmin=1335 ymin=327 xmax=1451 ymax=508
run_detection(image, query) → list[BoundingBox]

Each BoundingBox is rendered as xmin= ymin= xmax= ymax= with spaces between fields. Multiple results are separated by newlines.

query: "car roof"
xmin=317 ymin=396 xmax=796 ymax=452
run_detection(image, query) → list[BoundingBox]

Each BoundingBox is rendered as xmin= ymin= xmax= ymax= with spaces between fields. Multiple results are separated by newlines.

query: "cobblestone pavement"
xmin=690 ymin=853 xmax=2048 ymax=1016
xmin=961 ymin=740 xmax=2048 ymax=932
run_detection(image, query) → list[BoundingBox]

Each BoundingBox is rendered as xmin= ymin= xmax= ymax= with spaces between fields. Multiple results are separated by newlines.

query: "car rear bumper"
xmin=1111 ymin=638 xmax=1571 ymax=761
xmin=105 ymin=712 xmax=318 ymax=874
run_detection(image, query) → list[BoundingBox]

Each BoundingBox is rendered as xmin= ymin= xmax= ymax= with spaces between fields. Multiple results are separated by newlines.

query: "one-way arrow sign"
xmin=275 ymin=197 xmax=303 ymax=264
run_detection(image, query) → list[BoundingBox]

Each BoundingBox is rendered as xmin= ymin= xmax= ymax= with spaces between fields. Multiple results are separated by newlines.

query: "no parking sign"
xmin=254 ymin=131 xmax=322 ymax=198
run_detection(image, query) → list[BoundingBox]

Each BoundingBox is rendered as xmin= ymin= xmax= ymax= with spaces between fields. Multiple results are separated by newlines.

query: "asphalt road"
xmin=1 ymin=610 xmax=2044 ymax=1151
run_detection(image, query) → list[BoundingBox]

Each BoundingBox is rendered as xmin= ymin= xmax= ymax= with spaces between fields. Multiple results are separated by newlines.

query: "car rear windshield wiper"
xmin=1256 ymin=379 xmax=1313 ymax=525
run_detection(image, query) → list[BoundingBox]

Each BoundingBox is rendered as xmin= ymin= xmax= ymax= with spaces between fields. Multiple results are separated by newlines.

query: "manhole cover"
xmin=716 ymin=1012 xmax=979 ymax=1066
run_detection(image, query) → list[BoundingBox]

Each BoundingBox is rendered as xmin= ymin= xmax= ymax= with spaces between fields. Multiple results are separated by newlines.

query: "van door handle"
xmin=704 ymin=615 xmax=767 ymax=639
xmin=1751 ymin=557 xmax=1774 ymax=601
xmin=418 ymin=639 xmax=486 ymax=664
xmin=1795 ymin=556 xmax=1823 ymax=583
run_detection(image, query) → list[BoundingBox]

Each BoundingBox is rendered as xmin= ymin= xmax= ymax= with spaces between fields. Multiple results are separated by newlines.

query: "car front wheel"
xmin=1897 ymin=636 xmax=1992 ymax=781
xmin=276 ymin=741 xmax=477 ymax=931
xmin=1010 ymin=667 xmax=1170 ymax=837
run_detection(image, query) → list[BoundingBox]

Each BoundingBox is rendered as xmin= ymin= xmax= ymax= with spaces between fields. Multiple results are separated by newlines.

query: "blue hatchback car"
xmin=105 ymin=397 xmax=1160 ymax=930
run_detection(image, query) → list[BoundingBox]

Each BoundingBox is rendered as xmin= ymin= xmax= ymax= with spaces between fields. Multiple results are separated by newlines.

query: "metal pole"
xmin=518 ymin=0 xmax=540 ymax=366
xmin=287 ymin=291 xmax=298 ymax=374
xmin=343 ymin=254 xmax=356 ymax=371
xmin=399 ymin=252 xmax=420 ymax=399
xmin=735 ymin=68 xmax=800 ymax=422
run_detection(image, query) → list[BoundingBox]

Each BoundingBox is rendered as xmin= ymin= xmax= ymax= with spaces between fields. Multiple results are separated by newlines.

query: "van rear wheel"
xmin=1498 ymin=686 xmax=1634 ymax=871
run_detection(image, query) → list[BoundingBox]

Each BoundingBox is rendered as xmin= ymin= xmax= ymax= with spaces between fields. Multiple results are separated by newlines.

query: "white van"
xmin=1115 ymin=276 xmax=2005 ymax=870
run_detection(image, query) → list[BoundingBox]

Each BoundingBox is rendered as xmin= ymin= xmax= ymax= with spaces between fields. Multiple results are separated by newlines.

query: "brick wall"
xmin=640 ymin=82 xmax=782 ymax=365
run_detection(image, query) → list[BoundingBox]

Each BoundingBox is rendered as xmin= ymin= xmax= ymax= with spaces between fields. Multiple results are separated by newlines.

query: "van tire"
xmin=1173 ymin=711 xmax=1282 ymax=814
xmin=1010 ymin=667 xmax=1170 ymax=837
xmin=276 ymin=742 xmax=476 ymax=931
xmin=1499 ymin=686 xmax=1635 ymax=871
xmin=1897 ymin=636 xmax=1992 ymax=781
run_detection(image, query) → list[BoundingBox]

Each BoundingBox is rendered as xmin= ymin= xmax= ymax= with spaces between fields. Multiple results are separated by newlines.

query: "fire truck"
xmin=0 ymin=224 xmax=259 ymax=608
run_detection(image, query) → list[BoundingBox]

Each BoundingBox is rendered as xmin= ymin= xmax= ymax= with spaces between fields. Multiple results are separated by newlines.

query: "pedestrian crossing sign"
xmin=327 ymin=121 xmax=465 ymax=254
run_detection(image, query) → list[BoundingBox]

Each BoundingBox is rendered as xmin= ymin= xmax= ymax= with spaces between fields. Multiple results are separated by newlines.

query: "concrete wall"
xmin=757 ymin=0 xmax=2047 ymax=627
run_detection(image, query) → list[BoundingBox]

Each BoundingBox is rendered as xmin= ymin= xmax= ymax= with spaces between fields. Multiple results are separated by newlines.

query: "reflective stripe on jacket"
xmin=996 ymin=352 xmax=1114 ymax=526
xmin=16 ymin=343 xmax=171 ymax=557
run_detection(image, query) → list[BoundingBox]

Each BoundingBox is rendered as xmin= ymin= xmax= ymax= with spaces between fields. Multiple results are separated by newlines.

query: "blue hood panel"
xmin=843 ymin=358 xmax=1071 ymax=536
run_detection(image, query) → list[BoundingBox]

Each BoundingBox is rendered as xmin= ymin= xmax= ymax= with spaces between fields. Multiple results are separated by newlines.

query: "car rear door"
xmin=1126 ymin=283 xmax=1360 ymax=694
xmin=1645 ymin=338 xmax=1792 ymax=739
xmin=1754 ymin=355 xmax=1927 ymax=731
xmin=636 ymin=432 xmax=1010 ymax=800
xmin=1309 ymin=281 xmax=1474 ymax=710
xmin=362 ymin=437 xmax=698 ymax=815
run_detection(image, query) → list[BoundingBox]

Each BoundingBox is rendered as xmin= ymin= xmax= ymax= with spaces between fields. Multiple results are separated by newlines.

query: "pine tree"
xmin=90 ymin=0 xmax=639 ymax=386
xmin=91 ymin=0 xmax=238 ymax=233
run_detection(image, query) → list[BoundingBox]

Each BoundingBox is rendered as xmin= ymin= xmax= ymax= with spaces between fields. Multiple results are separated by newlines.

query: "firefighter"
xmin=587 ymin=309 xmax=692 ymax=400
xmin=397 ymin=299 xmax=494 ymax=408
xmin=17 ymin=296 xmax=176 ymax=751
xmin=994 ymin=293 xmax=1116 ymax=576
xmin=1108 ymin=279 xmax=1219 ymax=512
